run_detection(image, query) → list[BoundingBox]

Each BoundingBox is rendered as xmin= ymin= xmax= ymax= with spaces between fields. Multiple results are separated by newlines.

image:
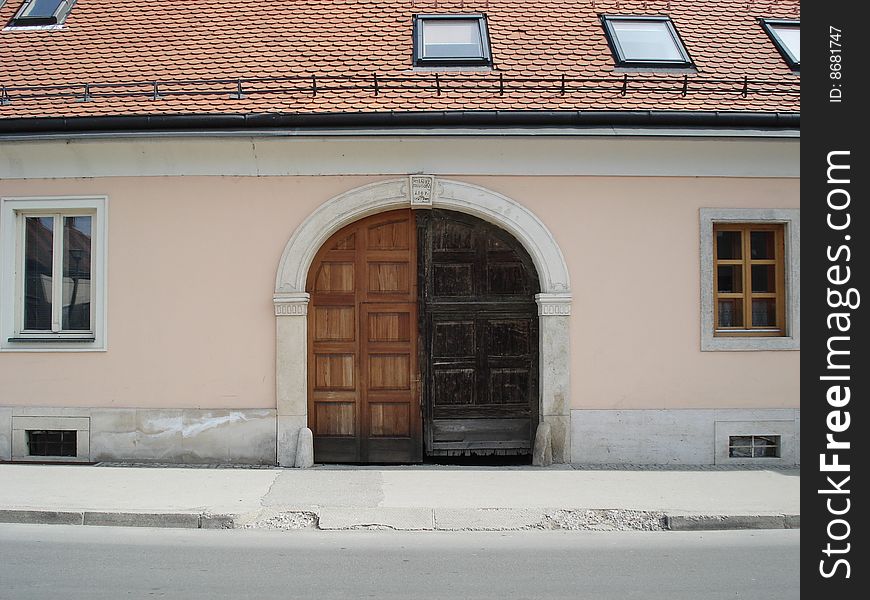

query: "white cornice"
xmin=0 ymin=135 xmax=799 ymax=179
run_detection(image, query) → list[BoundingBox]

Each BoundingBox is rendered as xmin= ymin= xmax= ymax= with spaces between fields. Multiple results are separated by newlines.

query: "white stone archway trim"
xmin=274 ymin=177 xmax=572 ymax=465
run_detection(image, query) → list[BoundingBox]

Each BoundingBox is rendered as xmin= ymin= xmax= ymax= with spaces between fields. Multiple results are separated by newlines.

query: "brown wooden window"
xmin=713 ymin=223 xmax=785 ymax=336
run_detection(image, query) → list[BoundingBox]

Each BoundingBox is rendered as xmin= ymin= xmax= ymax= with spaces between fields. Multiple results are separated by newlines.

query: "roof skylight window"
xmin=413 ymin=14 xmax=492 ymax=66
xmin=601 ymin=15 xmax=692 ymax=68
xmin=8 ymin=0 xmax=74 ymax=27
xmin=761 ymin=20 xmax=800 ymax=69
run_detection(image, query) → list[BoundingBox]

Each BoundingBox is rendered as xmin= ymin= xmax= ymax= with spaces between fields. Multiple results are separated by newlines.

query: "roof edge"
xmin=0 ymin=110 xmax=800 ymax=135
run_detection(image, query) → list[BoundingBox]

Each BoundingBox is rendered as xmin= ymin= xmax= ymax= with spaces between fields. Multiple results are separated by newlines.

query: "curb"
xmin=664 ymin=514 xmax=800 ymax=531
xmin=2 ymin=508 xmax=799 ymax=531
xmin=0 ymin=509 xmax=234 ymax=529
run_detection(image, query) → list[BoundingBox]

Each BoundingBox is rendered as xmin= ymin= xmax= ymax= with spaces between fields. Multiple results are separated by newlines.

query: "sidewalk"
xmin=0 ymin=463 xmax=800 ymax=532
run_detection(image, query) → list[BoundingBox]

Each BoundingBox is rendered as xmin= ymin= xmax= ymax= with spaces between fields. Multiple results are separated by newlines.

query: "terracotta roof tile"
xmin=1 ymin=0 xmax=799 ymax=119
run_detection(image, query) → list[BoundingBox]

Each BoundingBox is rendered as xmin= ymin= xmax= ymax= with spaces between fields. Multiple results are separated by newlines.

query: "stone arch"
xmin=274 ymin=177 xmax=572 ymax=465
xmin=276 ymin=178 xmax=570 ymax=295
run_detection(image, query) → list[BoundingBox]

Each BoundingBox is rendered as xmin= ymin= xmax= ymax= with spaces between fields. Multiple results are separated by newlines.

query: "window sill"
xmin=2 ymin=335 xmax=103 ymax=351
xmin=701 ymin=335 xmax=799 ymax=352
xmin=8 ymin=336 xmax=96 ymax=343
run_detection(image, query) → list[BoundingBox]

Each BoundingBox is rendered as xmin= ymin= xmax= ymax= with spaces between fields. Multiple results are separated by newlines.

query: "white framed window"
xmin=1 ymin=196 xmax=107 ymax=351
xmin=700 ymin=208 xmax=799 ymax=351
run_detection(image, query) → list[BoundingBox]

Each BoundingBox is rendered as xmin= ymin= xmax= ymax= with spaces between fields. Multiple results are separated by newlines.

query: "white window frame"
xmin=1 ymin=196 xmax=107 ymax=351
xmin=700 ymin=208 xmax=799 ymax=351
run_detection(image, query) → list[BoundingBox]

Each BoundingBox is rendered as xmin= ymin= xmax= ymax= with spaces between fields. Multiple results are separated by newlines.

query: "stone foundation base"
xmin=571 ymin=408 xmax=800 ymax=466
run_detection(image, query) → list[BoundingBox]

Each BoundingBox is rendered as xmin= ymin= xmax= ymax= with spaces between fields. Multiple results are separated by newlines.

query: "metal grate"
xmin=728 ymin=435 xmax=780 ymax=458
xmin=0 ymin=73 xmax=799 ymax=106
xmin=27 ymin=430 xmax=77 ymax=457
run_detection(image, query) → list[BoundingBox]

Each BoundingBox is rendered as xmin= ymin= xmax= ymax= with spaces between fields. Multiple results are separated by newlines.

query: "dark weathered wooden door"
xmin=417 ymin=210 xmax=540 ymax=456
xmin=307 ymin=210 xmax=422 ymax=463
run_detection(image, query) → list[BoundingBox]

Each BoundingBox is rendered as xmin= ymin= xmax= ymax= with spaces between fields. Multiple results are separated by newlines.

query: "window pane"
xmin=62 ymin=216 xmax=92 ymax=331
xmin=729 ymin=446 xmax=752 ymax=458
xmin=717 ymin=265 xmax=742 ymax=293
xmin=717 ymin=299 xmax=743 ymax=327
xmin=730 ymin=436 xmax=752 ymax=446
xmin=753 ymin=445 xmax=779 ymax=458
xmin=716 ymin=230 xmax=741 ymax=260
xmin=751 ymin=264 xmax=776 ymax=293
xmin=771 ymin=25 xmax=800 ymax=61
xmin=751 ymin=299 xmax=776 ymax=327
xmin=611 ymin=21 xmax=683 ymax=61
xmin=21 ymin=0 xmax=64 ymax=18
xmin=750 ymin=231 xmax=775 ymax=259
xmin=754 ymin=435 xmax=780 ymax=446
xmin=24 ymin=216 xmax=54 ymax=331
xmin=423 ymin=20 xmax=483 ymax=58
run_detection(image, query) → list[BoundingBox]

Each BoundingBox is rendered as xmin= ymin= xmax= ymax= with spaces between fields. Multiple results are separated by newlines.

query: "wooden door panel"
xmin=313 ymin=354 xmax=355 ymax=390
xmin=367 ymin=219 xmax=411 ymax=250
xmin=308 ymin=209 xmax=421 ymax=463
xmin=368 ymin=354 xmax=411 ymax=389
xmin=367 ymin=311 xmax=411 ymax=342
xmin=486 ymin=319 xmax=531 ymax=356
xmin=361 ymin=301 xmax=422 ymax=462
xmin=367 ymin=262 xmax=411 ymax=294
xmin=432 ymin=320 xmax=475 ymax=357
xmin=369 ymin=403 xmax=411 ymax=437
xmin=431 ymin=418 xmax=532 ymax=451
xmin=419 ymin=210 xmax=540 ymax=456
xmin=433 ymin=368 xmax=476 ymax=406
xmin=314 ymin=402 xmax=356 ymax=436
xmin=313 ymin=262 xmax=355 ymax=292
xmin=312 ymin=306 xmax=356 ymax=342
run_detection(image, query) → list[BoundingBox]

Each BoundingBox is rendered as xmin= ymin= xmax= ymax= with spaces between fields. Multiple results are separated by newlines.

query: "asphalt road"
xmin=0 ymin=525 xmax=798 ymax=600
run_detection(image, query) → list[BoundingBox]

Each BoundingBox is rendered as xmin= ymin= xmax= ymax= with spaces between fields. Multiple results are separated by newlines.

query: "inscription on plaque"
xmin=409 ymin=175 xmax=435 ymax=207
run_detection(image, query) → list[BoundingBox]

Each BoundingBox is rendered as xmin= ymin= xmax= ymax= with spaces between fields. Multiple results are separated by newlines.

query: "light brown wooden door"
xmin=307 ymin=210 xmax=422 ymax=463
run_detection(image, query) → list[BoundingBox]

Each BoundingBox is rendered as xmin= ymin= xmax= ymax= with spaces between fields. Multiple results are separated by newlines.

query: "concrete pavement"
xmin=0 ymin=463 xmax=800 ymax=531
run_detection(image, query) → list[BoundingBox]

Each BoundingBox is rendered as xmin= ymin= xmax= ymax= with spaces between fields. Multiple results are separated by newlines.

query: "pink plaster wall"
xmin=0 ymin=175 xmax=799 ymax=410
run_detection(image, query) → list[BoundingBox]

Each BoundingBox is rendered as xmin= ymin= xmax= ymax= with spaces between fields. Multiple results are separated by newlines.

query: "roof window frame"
xmin=8 ymin=0 xmax=76 ymax=27
xmin=413 ymin=13 xmax=493 ymax=67
xmin=761 ymin=19 xmax=800 ymax=70
xmin=600 ymin=14 xmax=693 ymax=69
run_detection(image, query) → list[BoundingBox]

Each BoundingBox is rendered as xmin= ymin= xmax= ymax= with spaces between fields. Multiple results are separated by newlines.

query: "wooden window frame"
xmin=713 ymin=223 xmax=785 ymax=337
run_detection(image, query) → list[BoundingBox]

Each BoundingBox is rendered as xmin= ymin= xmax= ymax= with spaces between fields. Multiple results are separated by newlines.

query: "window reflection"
xmin=62 ymin=216 xmax=92 ymax=330
xmin=24 ymin=217 xmax=53 ymax=331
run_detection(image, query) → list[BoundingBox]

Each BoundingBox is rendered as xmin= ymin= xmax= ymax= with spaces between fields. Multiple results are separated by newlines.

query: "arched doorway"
xmin=306 ymin=208 xmax=540 ymax=463
xmin=275 ymin=178 xmax=572 ymax=466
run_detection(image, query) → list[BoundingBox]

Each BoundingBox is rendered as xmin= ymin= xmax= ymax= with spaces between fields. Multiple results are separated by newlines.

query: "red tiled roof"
xmin=0 ymin=0 xmax=800 ymax=120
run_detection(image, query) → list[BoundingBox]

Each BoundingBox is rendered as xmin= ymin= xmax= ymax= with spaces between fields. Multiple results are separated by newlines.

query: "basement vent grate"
xmin=27 ymin=430 xmax=78 ymax=457
xmin=728 ymin=435 xmax=781 ymax=458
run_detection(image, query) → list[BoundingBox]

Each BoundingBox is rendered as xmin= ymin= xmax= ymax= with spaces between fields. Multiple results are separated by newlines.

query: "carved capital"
xmin=273 ymin=292 xmax=310 ymax=317
xmin=535 ymin=293 xmax=572 ymax=317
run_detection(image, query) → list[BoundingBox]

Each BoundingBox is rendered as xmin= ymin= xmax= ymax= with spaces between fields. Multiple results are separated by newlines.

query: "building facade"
xmin=0 ymin=0 xmax=800 ymax=466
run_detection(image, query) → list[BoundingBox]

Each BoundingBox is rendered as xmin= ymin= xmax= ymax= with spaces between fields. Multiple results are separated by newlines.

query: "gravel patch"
xmin=242 ymin=511 xmax=319 ymax=530
xmin=540 ymin=509 xmax=666 ymax=531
